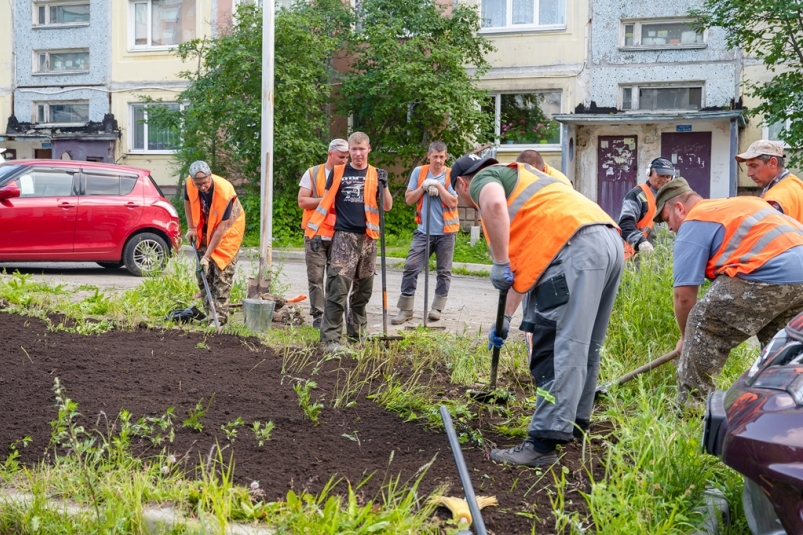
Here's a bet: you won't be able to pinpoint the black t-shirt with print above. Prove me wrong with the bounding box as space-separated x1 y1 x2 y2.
326 165 376 233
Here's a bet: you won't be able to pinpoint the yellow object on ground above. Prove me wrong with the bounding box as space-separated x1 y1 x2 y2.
428 495 498 526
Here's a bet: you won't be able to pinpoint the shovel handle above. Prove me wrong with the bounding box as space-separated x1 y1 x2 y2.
615 349 680 386
488 289 509 390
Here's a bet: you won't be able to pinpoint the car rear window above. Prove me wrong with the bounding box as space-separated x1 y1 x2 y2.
148 175 166 198
84 172 139 195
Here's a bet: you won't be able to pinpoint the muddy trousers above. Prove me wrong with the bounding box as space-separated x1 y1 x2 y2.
522 225 624 444
321 231 377 343
304 237 332 320
399 231 455 299
195 247 237 325
678 276 803 403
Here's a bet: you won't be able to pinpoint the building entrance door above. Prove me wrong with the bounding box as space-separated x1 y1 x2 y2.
661 132 712 198
597 135 638 219
34 149 52 159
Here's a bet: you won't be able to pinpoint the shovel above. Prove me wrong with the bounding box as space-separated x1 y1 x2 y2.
374 171 403 342
191 239 221 334
468 289 510 403
424 193 431 328
595 348 680 396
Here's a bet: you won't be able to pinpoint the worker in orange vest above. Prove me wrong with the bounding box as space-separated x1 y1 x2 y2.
298 139 350 329
619 157 675 260
654 178 803 410
515 149 572 187
184 161 246 326
305 132 393 351
736 139 803 222
451 154 623 468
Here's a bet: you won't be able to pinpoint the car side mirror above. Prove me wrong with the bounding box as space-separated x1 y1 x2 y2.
0 182 21 200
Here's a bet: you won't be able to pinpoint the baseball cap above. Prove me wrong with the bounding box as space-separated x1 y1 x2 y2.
328 139 349 152
735 140 785 162
189 160 211 178
649 157 675 176
653 178 693 224
449 154 499 184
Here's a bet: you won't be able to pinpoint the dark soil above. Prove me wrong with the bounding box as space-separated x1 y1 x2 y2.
0 312 605 534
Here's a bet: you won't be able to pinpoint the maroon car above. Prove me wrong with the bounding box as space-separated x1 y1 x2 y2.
0 160 181 276
704 312 803 534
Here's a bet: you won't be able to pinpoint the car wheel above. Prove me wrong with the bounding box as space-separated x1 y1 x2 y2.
123 232 168 277
97 262 124 269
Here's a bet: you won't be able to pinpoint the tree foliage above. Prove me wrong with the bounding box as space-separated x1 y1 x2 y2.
691 0 803 162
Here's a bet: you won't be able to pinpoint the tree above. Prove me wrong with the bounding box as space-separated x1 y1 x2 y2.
691 0 803 162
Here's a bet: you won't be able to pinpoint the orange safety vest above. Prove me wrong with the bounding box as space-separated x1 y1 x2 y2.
623 182 657 260
185 174 246 270
763 173 803 224
300 165 335 238
685 196 803 280
414 165 459 234
542 163 573 187
305 165 381 240
482 162 618 294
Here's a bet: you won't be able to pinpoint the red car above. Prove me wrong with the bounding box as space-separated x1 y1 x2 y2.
0 160 181 276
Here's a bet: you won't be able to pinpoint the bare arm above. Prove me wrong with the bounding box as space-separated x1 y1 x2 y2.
504 289 524 316
382 185 393 212
477 182 510 262
436 182 459 208
405 184 425 205
184 199 194 230
298 187 320 210
673 285 699 352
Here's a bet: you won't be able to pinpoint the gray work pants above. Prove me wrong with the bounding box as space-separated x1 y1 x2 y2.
304 237 332 319
399 231 456 298
521 225 624 444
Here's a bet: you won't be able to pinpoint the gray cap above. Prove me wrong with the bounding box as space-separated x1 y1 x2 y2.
653 178 693 224
189 160 211 178
649 157 675 176
328 139 349 152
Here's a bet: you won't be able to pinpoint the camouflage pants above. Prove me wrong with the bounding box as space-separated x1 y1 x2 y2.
678 276 803 403
195 247 237 325
321 231 377 343
304 236 332 320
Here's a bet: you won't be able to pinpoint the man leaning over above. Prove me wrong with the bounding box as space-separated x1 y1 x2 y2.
619 157 675 260
654 178 803 409
736 139 803 223
516 149 572 187
298 139 350 329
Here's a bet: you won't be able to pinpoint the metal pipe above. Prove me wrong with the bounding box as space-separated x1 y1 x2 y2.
257 0 275 285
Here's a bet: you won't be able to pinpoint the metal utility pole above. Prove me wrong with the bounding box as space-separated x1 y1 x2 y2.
253 0 275 297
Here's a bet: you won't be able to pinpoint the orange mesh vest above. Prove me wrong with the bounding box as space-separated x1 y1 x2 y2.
414 165 459 234
486 163 618 294
305 165 381 239
685 196 803 280
763 173 803 224
624 182 656 260
300 165 334 238
186 174 245 269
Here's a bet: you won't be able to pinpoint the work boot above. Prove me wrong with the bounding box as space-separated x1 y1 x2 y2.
312 317 322 330
428 295 447 321
490 440 558 467
391 295 414 325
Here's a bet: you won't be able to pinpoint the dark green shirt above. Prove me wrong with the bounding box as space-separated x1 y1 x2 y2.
468 165 519 205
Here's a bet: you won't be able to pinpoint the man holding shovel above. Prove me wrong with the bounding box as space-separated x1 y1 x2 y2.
392 141 459 324
305 132 393 352
184 161 246 326
452 154 623 467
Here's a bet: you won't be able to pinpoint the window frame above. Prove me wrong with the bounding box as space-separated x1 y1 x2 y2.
128 0 197 52
33 49 90 75
620 19 707 50
619 83 705 112
486 91 563 153
32 1 91 28
33 101 91 125
763 118 792 149
129 102 185 154
479 0 567 34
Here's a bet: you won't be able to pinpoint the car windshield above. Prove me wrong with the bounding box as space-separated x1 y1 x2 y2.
0 164 22 184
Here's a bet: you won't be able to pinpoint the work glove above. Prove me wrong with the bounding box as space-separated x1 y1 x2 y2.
428 186 439 196
422 178 438 189
310 236 322 253
639 241 654 256
488 314 512 350
185 228 197 244
490 260 514 291
200 256 210 277
377 169 388 188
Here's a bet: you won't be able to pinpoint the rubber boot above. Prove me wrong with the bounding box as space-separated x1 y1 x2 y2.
428 295 447 321
391 295 414 325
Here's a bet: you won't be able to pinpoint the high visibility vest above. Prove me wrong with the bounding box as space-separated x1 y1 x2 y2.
624 182 657 260
763 173 803 224
300 165 335 238
185 174 246 270
414 165 459 234
685 196 803 280
542 163 572 187
305 165 381 240
483 162 618 294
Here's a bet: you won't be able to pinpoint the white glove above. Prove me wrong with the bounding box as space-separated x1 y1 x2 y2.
639 241 654 256
422 178 438 189
427 186 439 196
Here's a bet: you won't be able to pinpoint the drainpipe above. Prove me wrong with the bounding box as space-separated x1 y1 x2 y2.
729 117 738 197
560 122 569 174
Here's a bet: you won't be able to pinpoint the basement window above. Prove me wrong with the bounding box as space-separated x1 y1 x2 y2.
622 20 705 49
620 85 703 111
33 2 90 27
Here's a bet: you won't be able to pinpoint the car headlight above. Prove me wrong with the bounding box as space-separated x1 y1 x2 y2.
153 200 179 218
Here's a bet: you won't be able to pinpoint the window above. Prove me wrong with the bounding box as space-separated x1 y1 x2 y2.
84 172 139 196
35 50 90 74
620 85 702 111
131 103 182 152
130 0 197 49
12 169 77 197
622 20 704 48
484 91 562 148
481 0 565 30
34 2 90 26
764 118 791 147
35 101 90 124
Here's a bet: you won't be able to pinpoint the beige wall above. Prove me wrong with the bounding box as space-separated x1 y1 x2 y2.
0 0 12 127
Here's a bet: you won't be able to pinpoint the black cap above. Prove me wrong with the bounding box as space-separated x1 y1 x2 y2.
649 157 675 176
450 154 499 184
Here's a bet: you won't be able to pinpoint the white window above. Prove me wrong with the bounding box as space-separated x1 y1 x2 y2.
34 50 90 74
484 91 562 149
481 0 565 31
233 0 293 11
131 103 183 153
33 2 90 27
622 20 705 49
764 118 791 148
620 84 703 111
130 0 197 49
34 101 90 124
